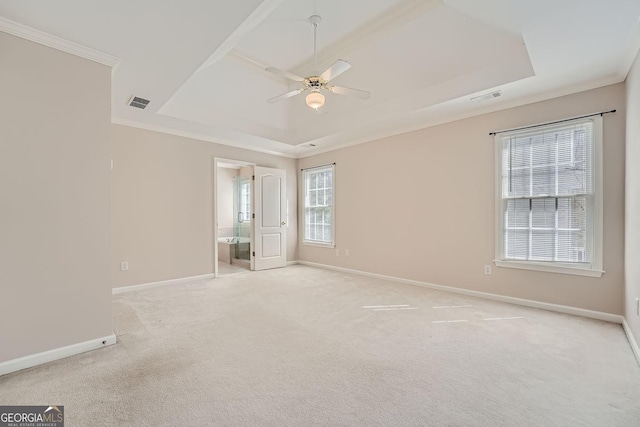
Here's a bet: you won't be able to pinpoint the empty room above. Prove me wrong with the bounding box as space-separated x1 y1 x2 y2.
1 0 640 425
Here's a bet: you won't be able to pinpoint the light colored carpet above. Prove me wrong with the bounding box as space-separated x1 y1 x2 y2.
1 265 639 426
218 261 250 276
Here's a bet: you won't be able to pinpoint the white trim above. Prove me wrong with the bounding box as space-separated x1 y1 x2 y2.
194 0 285 73
296 76 623 160
302 241 336 249
494 116 604 276
111 118 298 159
302 164 336 247
623 318 640 367
112 274 214 295
593 115 605 272
214 159 219 278
494 260 604 277
0 334 116 377
0 17 120 67
286 260 299 266
297 261 623 324
213 157 257 275
214 158 257 168
494 129 503 268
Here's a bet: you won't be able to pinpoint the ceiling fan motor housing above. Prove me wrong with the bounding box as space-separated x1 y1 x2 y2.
305 76 326 90
264 13 370 105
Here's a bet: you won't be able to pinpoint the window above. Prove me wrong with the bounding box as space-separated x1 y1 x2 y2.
303 164 335 247
495 116 603 277
238 181 250 222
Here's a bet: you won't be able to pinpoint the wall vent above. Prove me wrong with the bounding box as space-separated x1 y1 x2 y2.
471 90 501 103
128 96 150 109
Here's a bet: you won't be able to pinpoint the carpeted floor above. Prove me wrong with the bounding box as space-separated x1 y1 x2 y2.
1 265 639 426
218 261 250 276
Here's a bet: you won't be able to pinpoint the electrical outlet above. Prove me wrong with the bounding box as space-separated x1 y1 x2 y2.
484 265 492 275
636 297 639 317
345 249 349 256
335 249 340 256
121 261 129 271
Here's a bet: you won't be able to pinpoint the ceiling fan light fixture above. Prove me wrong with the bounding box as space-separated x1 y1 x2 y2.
265 14 369 108
306 90 325 109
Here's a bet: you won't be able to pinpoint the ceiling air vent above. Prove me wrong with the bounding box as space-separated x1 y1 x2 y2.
471 90 501 103
128 96 150 109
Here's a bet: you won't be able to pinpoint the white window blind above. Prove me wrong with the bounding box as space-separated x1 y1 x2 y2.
496 116 603 275
303 164 335 246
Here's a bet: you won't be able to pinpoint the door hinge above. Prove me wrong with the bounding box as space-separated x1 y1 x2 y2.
252 213 255 219
252 251 255 257
252 175 255 181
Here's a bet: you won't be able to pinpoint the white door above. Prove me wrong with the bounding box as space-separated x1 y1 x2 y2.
253 166 287 270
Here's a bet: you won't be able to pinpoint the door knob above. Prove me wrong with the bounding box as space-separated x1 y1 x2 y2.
281 221 286 226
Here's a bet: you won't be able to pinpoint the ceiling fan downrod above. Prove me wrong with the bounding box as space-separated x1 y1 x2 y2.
310 15 321 72
264 14 370 109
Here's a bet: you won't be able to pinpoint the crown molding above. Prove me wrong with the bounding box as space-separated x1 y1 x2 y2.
111 117 299 159
0 17 120 67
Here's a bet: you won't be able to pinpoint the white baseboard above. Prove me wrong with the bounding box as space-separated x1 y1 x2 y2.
297 261 624 324
286 260 299 266
0 334 116 377
112 273 214 295
622 318 640 367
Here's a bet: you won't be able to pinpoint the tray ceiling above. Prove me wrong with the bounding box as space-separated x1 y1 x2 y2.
1 0 639 157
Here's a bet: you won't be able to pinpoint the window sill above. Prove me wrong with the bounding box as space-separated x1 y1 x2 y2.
302 240 335 249
494 260 604 277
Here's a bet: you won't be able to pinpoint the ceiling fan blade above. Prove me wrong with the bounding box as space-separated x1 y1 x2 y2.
267 88 305 104
329 85 371 100
320 60 351 82
265 67 305 82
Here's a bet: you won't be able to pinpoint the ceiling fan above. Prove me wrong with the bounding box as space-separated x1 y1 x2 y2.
265 15 371 110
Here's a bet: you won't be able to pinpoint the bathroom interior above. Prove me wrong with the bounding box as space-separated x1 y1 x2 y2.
217 164 252 275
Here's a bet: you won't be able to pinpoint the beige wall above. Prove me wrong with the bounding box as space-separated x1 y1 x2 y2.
625 50 640 342
217 167 238 234
0 33 112 362
299 84 625 314
111 125 298 287
0 28 629 366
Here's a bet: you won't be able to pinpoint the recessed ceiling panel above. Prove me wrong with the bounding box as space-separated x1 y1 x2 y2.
160 53 292 132
318 4 530 104
288 3 534 141
236 0 405 71
1 0 638 155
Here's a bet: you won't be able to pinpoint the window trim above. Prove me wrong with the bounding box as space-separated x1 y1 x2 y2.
302 164 336 248
494 116 604 277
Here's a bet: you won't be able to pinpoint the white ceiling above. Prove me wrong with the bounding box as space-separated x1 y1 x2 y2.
1 0 639 158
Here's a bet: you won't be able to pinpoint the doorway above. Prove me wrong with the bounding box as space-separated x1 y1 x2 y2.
214 158 288 277
215 159 254 277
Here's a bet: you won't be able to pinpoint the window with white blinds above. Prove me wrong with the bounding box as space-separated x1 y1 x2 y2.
303 164 335 247
495 116 603 277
